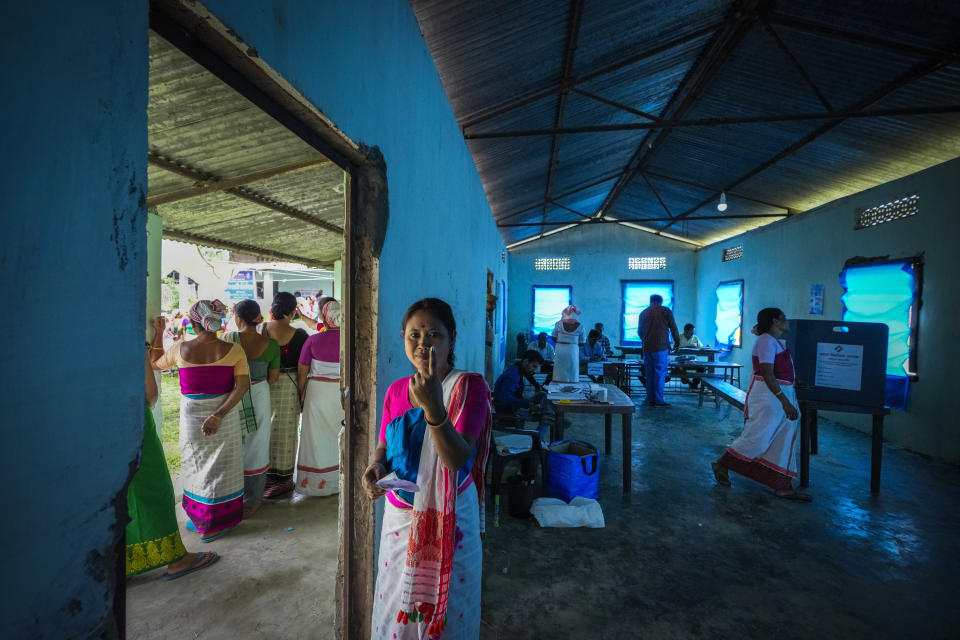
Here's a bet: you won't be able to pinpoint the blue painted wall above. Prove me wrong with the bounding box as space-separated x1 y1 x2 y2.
203 0 509 401
4 0 505 635
694 157 960 463
1 1 148 637
507 224 697 362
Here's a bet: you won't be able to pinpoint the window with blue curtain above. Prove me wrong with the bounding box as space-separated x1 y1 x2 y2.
715 280 744 348
531 285 571 338
840 259 920 409
621 281 674 346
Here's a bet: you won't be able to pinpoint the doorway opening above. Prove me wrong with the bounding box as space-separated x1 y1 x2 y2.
126 3 385 638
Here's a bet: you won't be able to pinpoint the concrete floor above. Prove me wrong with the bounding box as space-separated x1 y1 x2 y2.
481 391 960 639
126 484 339 640
128 390 960 639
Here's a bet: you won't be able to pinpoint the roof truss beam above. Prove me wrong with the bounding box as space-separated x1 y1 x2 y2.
459 23 720 131
766 12 960 60
148 151 344 235
499 213 785 227
657 38 960 233
760 18 833 111
147 158 332 207
495 172 621 223
463 103 960 138
539 0 586 238
593 0 764 217
162 228 333 268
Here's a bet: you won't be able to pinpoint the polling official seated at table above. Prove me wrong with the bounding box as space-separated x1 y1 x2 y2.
594 323 614 357
678 323 704 348
533 332 555 385
678 323 705 389
581 329 606 383
494 350 546 416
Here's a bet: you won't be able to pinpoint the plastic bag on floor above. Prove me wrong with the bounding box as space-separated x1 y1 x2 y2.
530 497 605 528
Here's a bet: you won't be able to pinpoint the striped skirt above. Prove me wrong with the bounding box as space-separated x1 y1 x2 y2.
180 394 243 536
243 380 272 509
268 372 301 477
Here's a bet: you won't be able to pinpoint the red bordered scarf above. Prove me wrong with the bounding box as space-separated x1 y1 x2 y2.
397 371 492 636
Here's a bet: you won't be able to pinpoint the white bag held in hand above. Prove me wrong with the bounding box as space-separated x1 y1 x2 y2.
530 497 605 528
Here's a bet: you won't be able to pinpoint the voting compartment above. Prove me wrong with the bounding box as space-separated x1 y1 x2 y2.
787 320 888 409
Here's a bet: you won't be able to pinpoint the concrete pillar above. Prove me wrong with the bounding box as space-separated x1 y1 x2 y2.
146 212 164 431
262 271 274 312
333 258 343 299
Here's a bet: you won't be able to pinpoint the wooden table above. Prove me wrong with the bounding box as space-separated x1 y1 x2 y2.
549 384 635 493
670 361 742 387
676 347 721 362
798 400 891 493
603 359 640 393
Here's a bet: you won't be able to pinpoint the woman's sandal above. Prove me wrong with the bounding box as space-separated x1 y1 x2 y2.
163 551 219 580
711 461 732 487
774 489 813 502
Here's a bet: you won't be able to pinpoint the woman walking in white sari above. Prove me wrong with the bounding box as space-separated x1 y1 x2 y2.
363 298 492 639
295 299 343 496
711 307 811 502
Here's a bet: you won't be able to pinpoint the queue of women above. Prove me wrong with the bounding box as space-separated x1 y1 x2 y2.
125 292 344 582
126 293 803 637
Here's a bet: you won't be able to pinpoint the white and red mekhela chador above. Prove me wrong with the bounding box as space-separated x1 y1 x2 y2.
371 371 491 639
294 328 343 496
154 342 248 536
721 333 798 491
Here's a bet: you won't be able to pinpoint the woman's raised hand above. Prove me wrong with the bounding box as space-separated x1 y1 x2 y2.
153 316 166 333
361 462 387 500
409 347 445 424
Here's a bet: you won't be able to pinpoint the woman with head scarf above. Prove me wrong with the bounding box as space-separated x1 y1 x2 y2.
150 300 250 542
294 299 344 496
711 307 811 501
551 305 585 383
225 299 281 517
258 292 310 497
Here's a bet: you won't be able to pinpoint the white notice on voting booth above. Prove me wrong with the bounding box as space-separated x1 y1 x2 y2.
815 342 864 391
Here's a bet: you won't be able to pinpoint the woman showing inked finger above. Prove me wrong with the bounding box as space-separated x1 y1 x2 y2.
363 298 492 639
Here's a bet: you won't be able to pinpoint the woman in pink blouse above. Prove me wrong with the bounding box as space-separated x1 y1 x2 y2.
294 299 343 496
363 298 491 639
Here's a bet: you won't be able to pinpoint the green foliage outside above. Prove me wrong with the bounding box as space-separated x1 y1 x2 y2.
160 371 181 473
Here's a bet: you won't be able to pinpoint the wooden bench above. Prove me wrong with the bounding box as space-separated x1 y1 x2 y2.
699 376 746 410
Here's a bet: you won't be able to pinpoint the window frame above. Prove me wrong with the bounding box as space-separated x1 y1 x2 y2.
714 279 744 349
530 284 572 340
620 279 676 347
840 255 923 381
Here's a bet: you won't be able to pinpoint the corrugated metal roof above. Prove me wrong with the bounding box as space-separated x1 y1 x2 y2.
148 31 344 267
411 0 960 248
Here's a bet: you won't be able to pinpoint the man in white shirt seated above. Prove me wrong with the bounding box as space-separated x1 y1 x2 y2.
678 323 704 348
533 332 555 385
678 323 705 388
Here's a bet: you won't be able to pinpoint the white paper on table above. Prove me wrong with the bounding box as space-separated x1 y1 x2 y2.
376 471 420 492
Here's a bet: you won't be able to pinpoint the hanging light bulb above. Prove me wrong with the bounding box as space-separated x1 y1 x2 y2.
717 191 728 212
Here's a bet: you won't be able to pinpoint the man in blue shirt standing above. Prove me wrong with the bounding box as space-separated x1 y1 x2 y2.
637 294 680 407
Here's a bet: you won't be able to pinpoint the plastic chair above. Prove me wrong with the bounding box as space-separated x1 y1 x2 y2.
488 412 545 506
